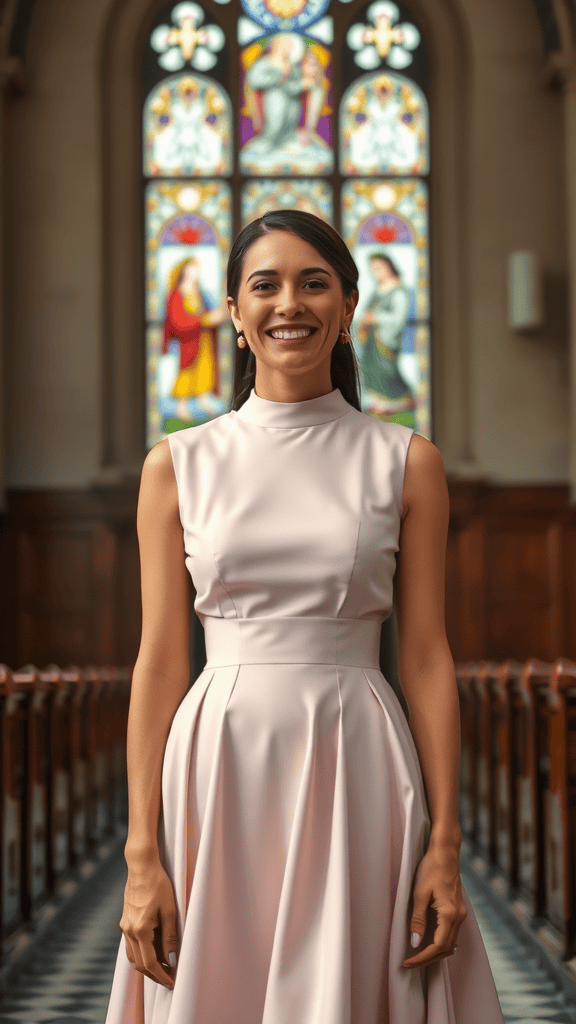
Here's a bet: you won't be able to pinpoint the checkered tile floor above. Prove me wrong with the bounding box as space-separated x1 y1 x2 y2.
1 853 575 1023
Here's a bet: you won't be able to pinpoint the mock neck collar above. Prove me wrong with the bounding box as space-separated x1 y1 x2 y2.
235 387 353 428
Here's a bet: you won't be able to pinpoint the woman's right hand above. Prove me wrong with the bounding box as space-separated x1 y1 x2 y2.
120 856 179 989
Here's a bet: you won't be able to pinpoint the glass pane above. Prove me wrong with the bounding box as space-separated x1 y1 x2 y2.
239 0 332 33
148 3 226 74
342 178 430 435
343 2 427 88
340 71 428 176
241 179 333 224
239 33 334 175
143 73 232 177
145 180 233 443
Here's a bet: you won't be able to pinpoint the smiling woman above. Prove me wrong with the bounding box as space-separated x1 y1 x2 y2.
105 211 505 1024
227 230 358 402
225 209 363 408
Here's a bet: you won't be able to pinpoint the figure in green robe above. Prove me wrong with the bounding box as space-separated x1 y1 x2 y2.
359 253 415 411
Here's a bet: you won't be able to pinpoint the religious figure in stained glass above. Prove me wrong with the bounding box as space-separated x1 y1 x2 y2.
340 72 427 175
357 253 415 414
240 33 333 175
145 182 232 440
346 1 420 71
144 75 232 176
342 179 429 432
161 257 227 422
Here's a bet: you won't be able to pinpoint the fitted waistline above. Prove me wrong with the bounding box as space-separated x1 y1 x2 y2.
203 616 382 668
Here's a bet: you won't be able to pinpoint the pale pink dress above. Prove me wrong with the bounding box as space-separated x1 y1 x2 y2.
105 386 505 1024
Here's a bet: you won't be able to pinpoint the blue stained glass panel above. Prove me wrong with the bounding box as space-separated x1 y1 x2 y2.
342 178 430 435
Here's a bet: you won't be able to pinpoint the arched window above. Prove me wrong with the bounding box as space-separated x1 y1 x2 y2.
143 0 429 444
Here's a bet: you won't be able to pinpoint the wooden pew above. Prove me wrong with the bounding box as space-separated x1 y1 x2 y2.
0 663 131 952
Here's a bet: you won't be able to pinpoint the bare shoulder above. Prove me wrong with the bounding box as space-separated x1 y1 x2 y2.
137 437 179 527
401 431 448 522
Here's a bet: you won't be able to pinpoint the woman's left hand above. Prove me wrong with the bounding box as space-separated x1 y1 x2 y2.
401 844 467 969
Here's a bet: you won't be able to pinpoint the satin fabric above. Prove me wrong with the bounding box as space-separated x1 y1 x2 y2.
105 386 505 1024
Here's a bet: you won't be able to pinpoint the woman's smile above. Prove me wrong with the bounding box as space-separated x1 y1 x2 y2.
267 325 317 343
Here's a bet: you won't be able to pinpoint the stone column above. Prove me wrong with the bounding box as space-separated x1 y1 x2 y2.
0 50 26 511
550 0 576 501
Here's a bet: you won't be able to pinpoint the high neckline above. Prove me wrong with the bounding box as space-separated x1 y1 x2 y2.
235 387 353 428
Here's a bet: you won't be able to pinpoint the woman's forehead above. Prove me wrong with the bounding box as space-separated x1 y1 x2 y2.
241 231 332 277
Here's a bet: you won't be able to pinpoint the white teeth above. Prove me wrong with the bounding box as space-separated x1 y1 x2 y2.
270 328 314 339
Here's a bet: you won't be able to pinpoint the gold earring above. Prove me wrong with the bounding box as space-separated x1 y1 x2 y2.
237 330 246 348
339 328 351 344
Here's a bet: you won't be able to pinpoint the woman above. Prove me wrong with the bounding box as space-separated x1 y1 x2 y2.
106 211 504 1023
162 257 224 421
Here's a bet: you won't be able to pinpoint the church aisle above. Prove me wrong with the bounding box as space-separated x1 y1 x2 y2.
0 852 575 1024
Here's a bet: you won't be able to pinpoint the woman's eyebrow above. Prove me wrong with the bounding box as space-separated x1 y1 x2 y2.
246 267 332 283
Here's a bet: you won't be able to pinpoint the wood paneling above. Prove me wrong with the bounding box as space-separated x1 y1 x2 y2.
446 481 574 663
1 479 575 672
0 487 141 669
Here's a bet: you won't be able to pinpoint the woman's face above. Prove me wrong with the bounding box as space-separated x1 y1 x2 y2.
227 231 357 388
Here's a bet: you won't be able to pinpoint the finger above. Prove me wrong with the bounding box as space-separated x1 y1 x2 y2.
141 942 175 988
124 936 136 965
403 916 456 968
160 912 179 975
128 938 162 983
402 942 457 968
139 932 175 988
127 927 173 988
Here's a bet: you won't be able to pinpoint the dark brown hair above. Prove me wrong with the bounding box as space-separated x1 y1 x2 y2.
226 210 362 411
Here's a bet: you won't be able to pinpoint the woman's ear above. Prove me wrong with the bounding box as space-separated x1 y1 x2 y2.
227 296 241 334
345 289 359 330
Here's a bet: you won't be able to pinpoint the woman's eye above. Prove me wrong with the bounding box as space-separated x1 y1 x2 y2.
251 279 327 292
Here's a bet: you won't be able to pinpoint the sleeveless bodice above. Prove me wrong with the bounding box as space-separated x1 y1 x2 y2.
167 386 413 626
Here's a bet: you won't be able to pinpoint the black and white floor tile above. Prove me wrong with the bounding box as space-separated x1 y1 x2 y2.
1 853 575 1024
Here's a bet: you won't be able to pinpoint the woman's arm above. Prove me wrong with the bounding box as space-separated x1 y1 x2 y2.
395 433 462 849
124 437 192 864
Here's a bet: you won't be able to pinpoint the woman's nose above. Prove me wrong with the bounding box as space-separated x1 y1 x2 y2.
275 286 305 316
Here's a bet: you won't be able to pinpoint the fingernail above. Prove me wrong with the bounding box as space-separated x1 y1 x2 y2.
411 932 421 948
168 951 177 969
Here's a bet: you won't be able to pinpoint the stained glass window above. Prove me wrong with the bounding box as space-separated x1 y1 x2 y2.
143 0 430 438
145 180 232 444
242 179 333 224
340 72 428 176
342 178 429 432
144 75 232 177
239 31 334 176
